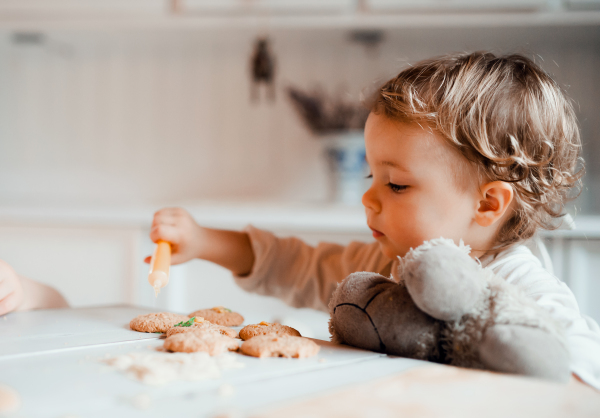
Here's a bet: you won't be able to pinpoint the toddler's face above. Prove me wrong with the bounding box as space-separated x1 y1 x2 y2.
362 113 480 259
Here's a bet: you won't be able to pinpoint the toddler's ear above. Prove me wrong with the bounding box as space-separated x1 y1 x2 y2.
475 181 513 227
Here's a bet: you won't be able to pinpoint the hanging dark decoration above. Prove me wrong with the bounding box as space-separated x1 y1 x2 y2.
250 37 276 102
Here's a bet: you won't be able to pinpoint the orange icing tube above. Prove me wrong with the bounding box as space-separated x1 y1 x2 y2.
148 240 171 297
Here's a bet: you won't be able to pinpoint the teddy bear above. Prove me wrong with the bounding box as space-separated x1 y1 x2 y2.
328 238 571 382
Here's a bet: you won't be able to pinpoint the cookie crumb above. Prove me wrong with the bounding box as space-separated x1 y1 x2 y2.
103 352 244 385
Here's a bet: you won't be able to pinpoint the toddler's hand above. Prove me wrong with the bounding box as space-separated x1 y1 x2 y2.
147 207 205 265
0 260 24 315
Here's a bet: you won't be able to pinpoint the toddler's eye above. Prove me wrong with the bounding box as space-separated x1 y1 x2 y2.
365 174 373 179
387 182 408 193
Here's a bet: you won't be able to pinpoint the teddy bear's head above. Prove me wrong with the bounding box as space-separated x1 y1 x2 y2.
328 271 442 361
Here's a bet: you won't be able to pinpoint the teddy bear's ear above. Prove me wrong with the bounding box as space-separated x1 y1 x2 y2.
397 237 471 280
328 272 395 313
328 272 395 351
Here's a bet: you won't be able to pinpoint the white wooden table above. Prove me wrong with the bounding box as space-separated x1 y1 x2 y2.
1 306 599 418
0 306 422 417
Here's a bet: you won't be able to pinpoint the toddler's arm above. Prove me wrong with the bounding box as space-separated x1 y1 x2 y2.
0 260 68 315
149 208 391 312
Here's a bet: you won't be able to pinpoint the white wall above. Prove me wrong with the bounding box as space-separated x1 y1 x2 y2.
0 25 599 211
0 225 141 307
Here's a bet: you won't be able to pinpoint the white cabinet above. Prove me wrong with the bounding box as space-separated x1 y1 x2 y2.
0 225 143 308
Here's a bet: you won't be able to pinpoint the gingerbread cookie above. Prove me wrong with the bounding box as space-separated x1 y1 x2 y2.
166 317 237 339
164 331 239 355
129 312 189 333
238 321 301 341
241 335 320 358
188 306 244 327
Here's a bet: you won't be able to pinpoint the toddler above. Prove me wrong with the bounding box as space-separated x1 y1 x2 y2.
149 52 600 389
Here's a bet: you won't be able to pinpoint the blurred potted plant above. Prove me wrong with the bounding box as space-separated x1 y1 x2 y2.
287 86 369 205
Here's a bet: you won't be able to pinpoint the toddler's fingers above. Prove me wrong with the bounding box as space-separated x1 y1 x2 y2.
149 224 181 244
152 207 189 226
0 293 18 316
169 253 190 266
152 212 177 228
158 207 189 218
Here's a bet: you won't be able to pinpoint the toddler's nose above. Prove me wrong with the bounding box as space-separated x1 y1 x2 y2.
362 186 381 214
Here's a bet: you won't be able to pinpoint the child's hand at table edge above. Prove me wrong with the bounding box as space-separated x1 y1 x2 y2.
0 260 68 315
146 207 255 276
0 260 24 315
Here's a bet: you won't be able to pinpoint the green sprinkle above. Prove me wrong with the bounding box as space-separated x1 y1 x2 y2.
223 308 232 312
154 332 163 334
174 317 195 327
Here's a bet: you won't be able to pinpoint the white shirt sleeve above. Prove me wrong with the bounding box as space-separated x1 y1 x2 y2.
483 245 600 390
233 225 392 312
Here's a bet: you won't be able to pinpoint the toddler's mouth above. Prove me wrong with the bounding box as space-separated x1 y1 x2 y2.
370 228 384 238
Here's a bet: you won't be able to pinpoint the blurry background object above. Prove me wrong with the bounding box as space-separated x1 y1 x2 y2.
250 37 276 102
287 85 369 204
348 29 385 57
287 86 368 134
322 132 368 205
0 0 600 338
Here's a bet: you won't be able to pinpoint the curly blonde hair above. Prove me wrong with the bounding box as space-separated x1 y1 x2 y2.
371 52 584 250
